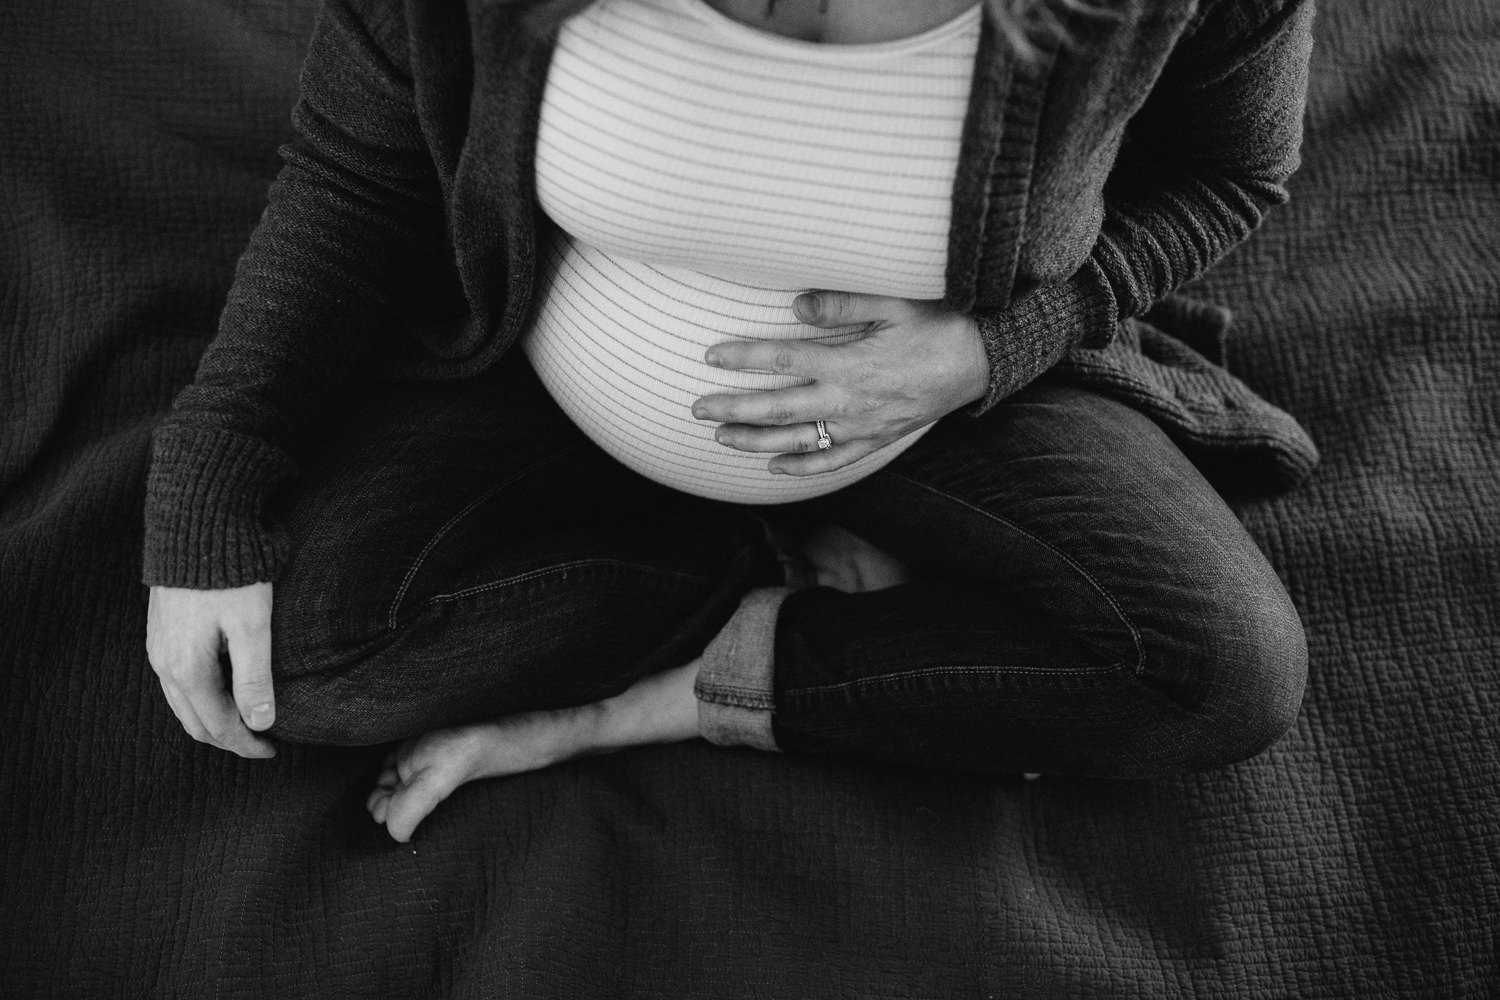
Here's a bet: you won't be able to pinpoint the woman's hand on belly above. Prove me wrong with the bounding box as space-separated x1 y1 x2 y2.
691 292 989 475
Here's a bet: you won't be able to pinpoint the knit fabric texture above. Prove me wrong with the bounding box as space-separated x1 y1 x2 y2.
141 0 1319 589
6 0 1500 995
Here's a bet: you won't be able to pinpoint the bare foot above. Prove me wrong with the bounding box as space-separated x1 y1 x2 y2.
795 521 912 593
366 661 701 842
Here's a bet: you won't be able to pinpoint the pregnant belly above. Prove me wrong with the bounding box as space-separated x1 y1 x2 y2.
521 238 932 504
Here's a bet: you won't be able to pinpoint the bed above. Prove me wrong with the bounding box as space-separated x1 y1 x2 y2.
2 0 1496 994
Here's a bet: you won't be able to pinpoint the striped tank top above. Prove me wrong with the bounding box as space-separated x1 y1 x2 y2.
524 0 981 503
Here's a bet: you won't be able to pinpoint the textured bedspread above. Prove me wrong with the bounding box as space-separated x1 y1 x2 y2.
2 0 1496 996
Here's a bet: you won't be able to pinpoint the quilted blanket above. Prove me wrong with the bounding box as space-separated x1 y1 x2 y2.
2 0 1496 995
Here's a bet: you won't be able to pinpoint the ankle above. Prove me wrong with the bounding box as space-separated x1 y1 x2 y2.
550 699 614 761
597 662 701 750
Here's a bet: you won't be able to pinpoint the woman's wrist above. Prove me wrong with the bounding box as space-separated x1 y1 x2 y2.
966 259 1118 415
143 424 295 589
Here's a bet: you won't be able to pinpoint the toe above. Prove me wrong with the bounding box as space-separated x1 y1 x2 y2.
370 793 390 825
395 740 421 784
385 765 457 843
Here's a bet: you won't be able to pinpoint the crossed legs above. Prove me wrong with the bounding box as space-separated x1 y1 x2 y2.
270 364 1306 840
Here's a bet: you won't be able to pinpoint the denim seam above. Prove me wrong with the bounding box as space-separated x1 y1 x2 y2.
695 683 776 711
423 557 706 606
887 468 1148 676
387 443 586 629
693 587 787 752
782 661 1135 700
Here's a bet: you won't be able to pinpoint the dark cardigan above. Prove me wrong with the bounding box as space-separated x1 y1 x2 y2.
143 0 1320 589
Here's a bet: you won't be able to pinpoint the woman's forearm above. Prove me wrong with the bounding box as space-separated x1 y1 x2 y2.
967 0 1315 415
144 0 441 588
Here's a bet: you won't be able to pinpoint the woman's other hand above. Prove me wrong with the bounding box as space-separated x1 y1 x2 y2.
692 292 989 475
146 582 277 759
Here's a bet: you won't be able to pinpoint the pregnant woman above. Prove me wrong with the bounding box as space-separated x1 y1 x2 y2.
144 0 1315 842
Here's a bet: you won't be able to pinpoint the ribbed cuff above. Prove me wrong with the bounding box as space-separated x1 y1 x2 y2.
142 425 295 589
967 258 1118 416
694 586 791 753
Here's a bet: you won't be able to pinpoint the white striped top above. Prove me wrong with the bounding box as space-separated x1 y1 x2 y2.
523 0 981 503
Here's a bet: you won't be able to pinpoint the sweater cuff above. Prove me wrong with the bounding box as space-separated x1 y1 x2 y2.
693 586 791 753
966 257 1119 416
142 426 295 589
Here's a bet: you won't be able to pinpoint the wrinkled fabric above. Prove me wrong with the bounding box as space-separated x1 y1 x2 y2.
2 0 1498 996
142 0 1319 590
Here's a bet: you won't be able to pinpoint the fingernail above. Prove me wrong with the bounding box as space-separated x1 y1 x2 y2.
692 404 707 419
249 703 274 729
794 294 820 322
704 351 722 367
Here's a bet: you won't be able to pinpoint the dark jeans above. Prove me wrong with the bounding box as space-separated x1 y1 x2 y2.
268 354 1306 778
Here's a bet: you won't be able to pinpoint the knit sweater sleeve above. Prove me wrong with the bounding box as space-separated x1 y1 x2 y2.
143 0 441 588
967 0 1315 414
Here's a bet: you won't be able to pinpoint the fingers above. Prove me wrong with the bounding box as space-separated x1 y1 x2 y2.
178 658 277 759
226 600 275 733
146 583 277 760
693 382 887 470
704 338 840 383
158 678 211 744
155 646 274 759
693 383 828 427
767 435 884 476
712 418 834 455
793 289 911 329
696 292 960 477
693 376 907 473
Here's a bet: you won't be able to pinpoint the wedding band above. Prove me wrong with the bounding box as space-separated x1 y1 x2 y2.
814 419 833 451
